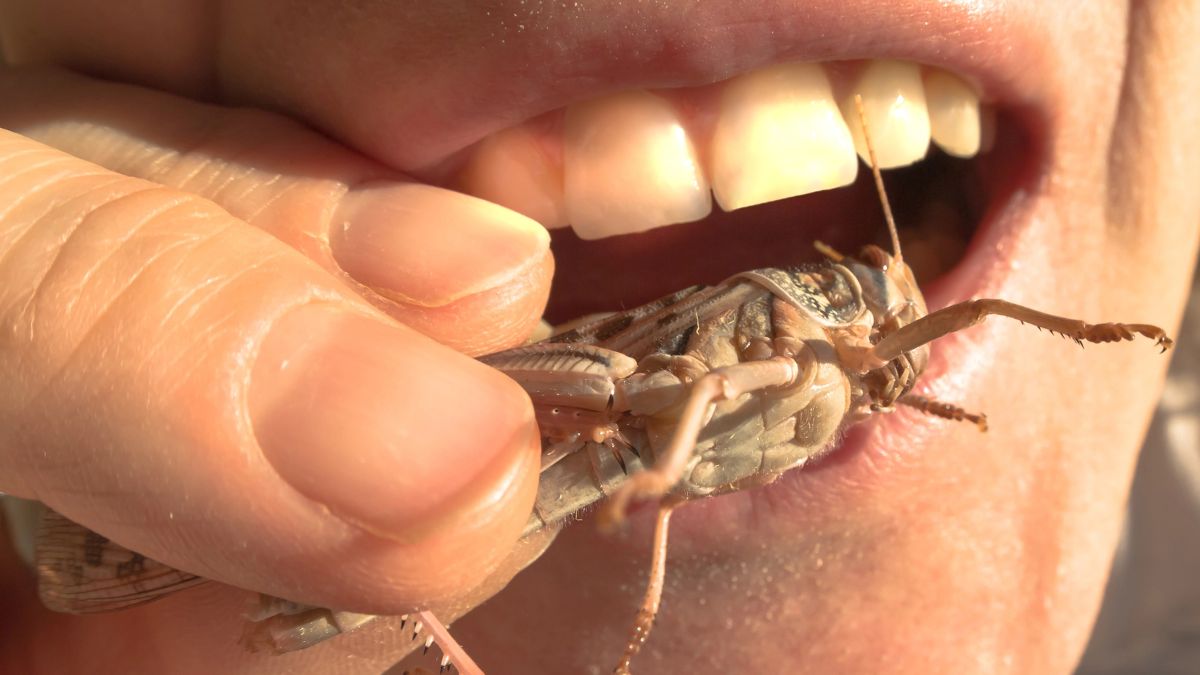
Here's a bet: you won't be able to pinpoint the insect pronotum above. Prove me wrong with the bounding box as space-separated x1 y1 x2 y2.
14 95 1173 674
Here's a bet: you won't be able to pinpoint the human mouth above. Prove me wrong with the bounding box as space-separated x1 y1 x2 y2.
384 2 1057 555
412 46 1042 548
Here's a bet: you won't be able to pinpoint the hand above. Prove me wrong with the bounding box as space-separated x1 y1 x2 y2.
0 66 550 673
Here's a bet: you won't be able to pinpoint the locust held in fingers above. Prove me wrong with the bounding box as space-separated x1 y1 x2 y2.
9 95 1173 675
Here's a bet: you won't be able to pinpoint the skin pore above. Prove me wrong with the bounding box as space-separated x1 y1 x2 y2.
1 1 1199 673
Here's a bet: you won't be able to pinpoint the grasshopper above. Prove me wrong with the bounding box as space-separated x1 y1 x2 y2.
13 96 1173 674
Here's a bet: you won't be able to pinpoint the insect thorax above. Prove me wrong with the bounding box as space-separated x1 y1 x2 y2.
730 264 867 328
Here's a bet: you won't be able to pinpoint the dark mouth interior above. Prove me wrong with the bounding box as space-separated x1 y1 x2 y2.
544 109 1028 324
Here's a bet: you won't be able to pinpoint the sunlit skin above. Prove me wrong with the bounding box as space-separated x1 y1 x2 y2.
1 2 1198 673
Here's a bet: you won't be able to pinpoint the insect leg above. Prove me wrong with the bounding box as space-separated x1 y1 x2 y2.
479 342 639 412
242 606 379 653
413 609 484 675
598 356 802 529
898 393 988 431
860 298 1173 369
614 497 682 675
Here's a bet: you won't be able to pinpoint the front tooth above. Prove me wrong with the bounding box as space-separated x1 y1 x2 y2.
841 60 931 168
564 91 711 239
458 125 568 228
710 63 858 211
924 70 981 157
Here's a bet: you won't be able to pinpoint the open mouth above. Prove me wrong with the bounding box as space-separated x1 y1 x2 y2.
412 1 1080 659
414 49 1044 543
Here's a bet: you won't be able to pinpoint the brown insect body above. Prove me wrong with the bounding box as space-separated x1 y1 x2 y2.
533 260 894 501
511 245 939 516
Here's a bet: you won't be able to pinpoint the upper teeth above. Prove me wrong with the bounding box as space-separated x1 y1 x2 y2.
923 69 982 158
841 60 932 169
455 59 983 240
710 62 858 212
563 90 712 240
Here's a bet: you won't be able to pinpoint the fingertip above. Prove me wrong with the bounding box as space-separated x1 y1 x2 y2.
380 418 543 606
330 184 553 351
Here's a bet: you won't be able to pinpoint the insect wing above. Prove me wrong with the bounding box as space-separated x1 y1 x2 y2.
549 283 770 360
36 508 206 613
545 285 707 349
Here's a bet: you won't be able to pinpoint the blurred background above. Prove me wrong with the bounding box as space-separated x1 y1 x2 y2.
1079 270 1200 675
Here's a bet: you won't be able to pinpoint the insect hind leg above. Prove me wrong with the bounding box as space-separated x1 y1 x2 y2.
613 497 682 675
597 356 802 531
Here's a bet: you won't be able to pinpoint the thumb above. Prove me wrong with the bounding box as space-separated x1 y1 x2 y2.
0 128 540 612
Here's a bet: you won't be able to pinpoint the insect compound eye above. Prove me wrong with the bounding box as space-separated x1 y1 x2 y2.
858 244 891 270
848 262 892 314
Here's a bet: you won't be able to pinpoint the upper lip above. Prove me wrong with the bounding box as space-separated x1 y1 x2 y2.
399 0 1051 173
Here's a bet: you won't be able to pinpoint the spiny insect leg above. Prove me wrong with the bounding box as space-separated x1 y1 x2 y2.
899 393 988 432
614 498 682 675
869 298 1173 364
415 610 483 675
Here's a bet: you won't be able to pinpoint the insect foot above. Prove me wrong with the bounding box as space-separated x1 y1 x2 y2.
1074 321 1173 351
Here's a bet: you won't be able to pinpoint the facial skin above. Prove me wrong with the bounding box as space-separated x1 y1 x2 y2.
1 1 1198 674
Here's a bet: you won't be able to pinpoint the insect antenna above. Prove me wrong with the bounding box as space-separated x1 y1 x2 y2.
853 94 904 263
813 240 845 262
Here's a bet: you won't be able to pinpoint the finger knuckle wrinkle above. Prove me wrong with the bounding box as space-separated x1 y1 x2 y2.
0 183 217 357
